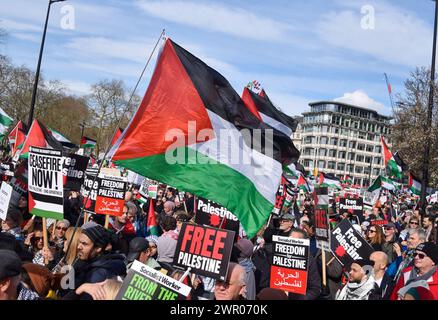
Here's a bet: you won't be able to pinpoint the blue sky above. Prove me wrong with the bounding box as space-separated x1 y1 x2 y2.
1 0 436 117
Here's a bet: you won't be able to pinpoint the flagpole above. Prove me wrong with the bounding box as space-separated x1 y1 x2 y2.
421 0 438 212
64 29 166 260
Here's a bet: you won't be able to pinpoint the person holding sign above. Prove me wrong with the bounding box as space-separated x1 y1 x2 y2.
69 225 126 300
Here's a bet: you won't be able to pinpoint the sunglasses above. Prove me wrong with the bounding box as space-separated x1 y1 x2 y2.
56 226 68 231
368 230 376 233
414 252 426 259
410 222 419 225
33 237 43 241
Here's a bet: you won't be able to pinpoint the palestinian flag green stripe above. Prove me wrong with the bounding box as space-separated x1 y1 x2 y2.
114 147 273 237
30 207 63 220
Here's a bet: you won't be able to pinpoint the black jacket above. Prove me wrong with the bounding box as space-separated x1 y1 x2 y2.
288 255 321 300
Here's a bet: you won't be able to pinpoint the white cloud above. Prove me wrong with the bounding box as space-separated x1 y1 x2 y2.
63 80 91 96
11 32 40 43
0 19 41 32
334 90 385 111
316 1 432 67
136 0 291 41
65 36 156 63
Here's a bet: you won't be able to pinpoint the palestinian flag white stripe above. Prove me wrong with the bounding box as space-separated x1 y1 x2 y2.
0 108 13 136
190 110 282 204
51 129 71 143
324 177 342 190
260 113 293 137
409 174 422 196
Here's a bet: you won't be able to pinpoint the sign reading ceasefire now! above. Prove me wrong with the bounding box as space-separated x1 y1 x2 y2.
173 224 235 280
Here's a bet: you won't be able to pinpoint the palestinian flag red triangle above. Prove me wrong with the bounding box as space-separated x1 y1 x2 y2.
111 38 289 237
19 119 63 158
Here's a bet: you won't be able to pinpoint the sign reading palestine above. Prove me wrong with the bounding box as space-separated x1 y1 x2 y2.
173 224 235 280
195 197 239 239
95 174 127 216
339 197 364 222
270 235 310 295
314 185 330 250
115 260 191 300
330 219 374 266
28 147 63 220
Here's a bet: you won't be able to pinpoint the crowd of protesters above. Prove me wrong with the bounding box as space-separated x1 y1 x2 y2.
1 170 438 301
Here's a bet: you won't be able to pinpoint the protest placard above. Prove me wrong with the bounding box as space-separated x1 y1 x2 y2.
339 197 364 222
80 168 100 213
195 197 239 238
115 260 191 300
330 219 374 266
28 147 63 220
0 182 13 220
148 185 158 199
62 154 89 191
173 224 235 280
95 174 127 216
315 207 330 250
270 235 310 295
272 183 285 216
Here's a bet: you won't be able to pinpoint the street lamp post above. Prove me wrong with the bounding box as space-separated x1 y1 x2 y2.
27 0 66 128
421 0 438 212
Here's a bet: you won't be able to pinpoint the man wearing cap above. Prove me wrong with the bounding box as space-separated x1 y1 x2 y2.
390 242 438 300
263 213 295 244
72 225 126 299
126 237 161 271
382 222 399 264
0 250 39 300
335 259 375 300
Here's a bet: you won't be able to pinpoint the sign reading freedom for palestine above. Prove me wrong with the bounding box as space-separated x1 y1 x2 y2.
28 147 63 220
173 224 235 280
116 260 191 300
94 174 127 216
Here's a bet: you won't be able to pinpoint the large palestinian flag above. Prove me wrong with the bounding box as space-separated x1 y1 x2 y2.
381 136 402 179
242 87 298 137
19 120 63 158
111 39 295 237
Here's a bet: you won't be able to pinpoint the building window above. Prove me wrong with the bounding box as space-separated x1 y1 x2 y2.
321 125 329 133
356 155 364 162
337 163 345 171
319 148 327 157
330 137 338 146
348 152 355 160
364 166 371 175
304 136 315 144
355 166 364 174
340 139 348 147
329 149 337 158
338 151 346 159
320 136 328 144
349 141 356 149
328 161 336 170
374 157 382 165
373 168 380 176
318 160 326 169
365 156 372 164
347 164 354 173
374 146 382 153
303 148 314 156
357 143 365 151
358 131 366 139
366 145 374 153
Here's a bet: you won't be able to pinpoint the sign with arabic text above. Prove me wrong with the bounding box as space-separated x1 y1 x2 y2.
270 235 310 295
94 174 127 216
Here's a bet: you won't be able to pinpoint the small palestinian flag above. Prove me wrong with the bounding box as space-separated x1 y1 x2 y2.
8 120 26 155
342 175 353 186
81 136 97 149
147 199 159 236
111 38 295 237
368 175 396 193
409 173 422 196
313 184 329 208
19 119 63 158
381 136 402 179
297 174 310 192
242 86 298 138
318 172 342 190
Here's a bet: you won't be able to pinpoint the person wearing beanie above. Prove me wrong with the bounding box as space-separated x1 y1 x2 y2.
336 259 375 300
403 286 435 300
70 225 126 300
233 239 256 300
390 242 438 300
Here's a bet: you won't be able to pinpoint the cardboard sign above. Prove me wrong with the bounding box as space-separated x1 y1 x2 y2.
28 147 64 220
148 185 158 199
315 207 330 242
0 182 13 220
195 197 239 238
340 197 364 223
371 220 388 226
330 219 374 266
9 176 27 207
95 174 127 216
270 235 310 295
173 224 235 280
62 154 89 191
80 168 100 213
116 260 191 300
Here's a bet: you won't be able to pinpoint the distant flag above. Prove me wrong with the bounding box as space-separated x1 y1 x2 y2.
0 108 13 140
81 136 97 149
297 174 311 192
318 172 342 190
408 173 422 196
368 175 396 194
49 128 71 144
19 119 63 158
381 136 402 179
147 199 159 236
393 151 409 172
8 120 26 155
342 174 353 186
110 127 124 147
